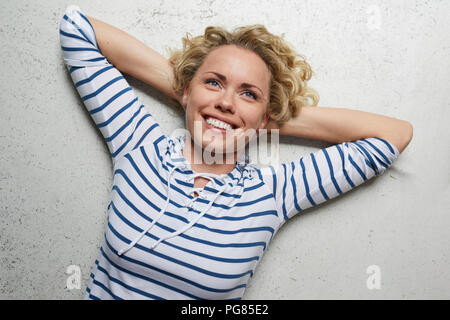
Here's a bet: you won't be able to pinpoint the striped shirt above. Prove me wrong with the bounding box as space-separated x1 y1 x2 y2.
59 6 400 300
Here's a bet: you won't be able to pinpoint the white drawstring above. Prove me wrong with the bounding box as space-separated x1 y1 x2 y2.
184 173 220 205
118 166 227 256
118 165 178 256
148 180 226 250
185 188 204 208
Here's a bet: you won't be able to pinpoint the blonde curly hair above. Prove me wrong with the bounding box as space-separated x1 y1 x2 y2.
169 24 319 126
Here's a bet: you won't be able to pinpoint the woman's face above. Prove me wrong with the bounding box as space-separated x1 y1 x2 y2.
181 44 271 157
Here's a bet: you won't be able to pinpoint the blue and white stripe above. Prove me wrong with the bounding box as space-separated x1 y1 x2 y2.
258 138 399 222
60 6 400 300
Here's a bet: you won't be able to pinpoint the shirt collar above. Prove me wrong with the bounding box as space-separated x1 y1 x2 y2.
165 134 251 183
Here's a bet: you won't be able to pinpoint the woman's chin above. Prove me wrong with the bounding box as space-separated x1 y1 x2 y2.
200 141 237 155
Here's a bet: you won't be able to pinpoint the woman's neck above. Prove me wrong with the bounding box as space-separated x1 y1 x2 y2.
182 137 239 175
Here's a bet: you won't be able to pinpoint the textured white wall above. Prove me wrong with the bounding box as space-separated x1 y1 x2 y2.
0 0 449 299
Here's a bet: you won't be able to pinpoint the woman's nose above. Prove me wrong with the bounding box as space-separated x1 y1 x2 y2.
215 90 235 114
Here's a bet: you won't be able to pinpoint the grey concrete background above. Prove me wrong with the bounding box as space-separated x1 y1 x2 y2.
0 0 449 299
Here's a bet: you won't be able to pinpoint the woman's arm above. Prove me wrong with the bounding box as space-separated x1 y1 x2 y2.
60 7 167 162
267 106 413 154
86 16 180 103
85 16 413 153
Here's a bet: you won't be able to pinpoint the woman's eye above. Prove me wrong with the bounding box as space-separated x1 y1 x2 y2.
206 79 220 87
206 79 257 100
244 91 257 100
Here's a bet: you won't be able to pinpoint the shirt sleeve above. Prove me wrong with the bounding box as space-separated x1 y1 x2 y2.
259 137 400 225
59 6 166 164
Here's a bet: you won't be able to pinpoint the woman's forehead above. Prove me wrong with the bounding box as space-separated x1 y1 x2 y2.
198 45 271 91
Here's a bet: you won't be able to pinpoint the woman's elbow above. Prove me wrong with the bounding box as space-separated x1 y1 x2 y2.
394 121 414 154
377 120 413 154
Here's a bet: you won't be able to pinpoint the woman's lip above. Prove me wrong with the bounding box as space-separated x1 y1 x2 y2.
203 114 238 129
202 115 230 133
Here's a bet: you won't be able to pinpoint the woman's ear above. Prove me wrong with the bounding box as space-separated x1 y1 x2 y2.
259 112 270 130
181 85 190 110
257 113 270 137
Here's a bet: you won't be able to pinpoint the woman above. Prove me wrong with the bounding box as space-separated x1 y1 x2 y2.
59 5 413 300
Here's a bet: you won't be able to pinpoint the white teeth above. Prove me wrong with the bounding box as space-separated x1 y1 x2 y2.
205 117 233 131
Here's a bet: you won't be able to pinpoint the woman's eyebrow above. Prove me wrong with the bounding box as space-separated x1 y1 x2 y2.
205 71 264 95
